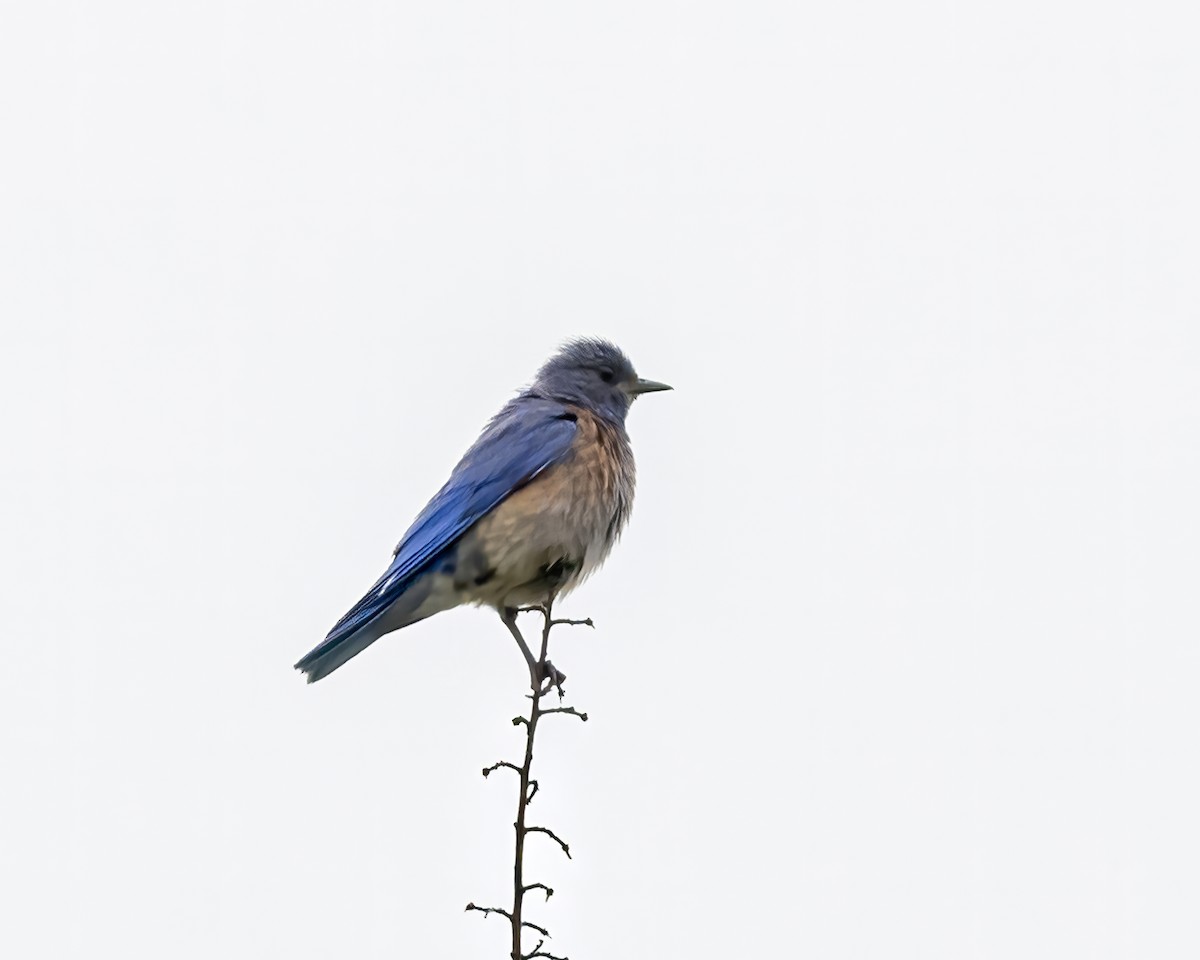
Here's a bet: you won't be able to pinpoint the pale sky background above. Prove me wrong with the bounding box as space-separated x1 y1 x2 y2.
2 2 1198 958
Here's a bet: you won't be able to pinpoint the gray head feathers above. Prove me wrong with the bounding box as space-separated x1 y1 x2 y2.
531 338 640 422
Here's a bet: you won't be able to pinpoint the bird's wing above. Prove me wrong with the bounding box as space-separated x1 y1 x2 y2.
319 397 578 645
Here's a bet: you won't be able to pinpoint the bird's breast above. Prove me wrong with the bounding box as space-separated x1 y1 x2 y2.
564 407 636 576
460 407 635 602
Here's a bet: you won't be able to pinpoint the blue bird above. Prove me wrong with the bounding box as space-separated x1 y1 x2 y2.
294 339 671 683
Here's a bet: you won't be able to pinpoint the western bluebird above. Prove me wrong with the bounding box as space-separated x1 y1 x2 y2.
294 339 671 683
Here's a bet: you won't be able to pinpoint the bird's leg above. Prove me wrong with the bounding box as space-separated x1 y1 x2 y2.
535 599 565 698
500 607 540 689
516 600 579 697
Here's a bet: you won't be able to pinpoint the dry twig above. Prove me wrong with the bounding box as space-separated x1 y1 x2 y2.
467 603 592 960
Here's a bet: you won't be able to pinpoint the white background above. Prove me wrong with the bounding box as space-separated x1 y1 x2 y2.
2 2 1197 958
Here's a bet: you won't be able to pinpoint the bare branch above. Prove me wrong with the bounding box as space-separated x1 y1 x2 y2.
517 606 593 630
526 826 572 859
465 902 512 922
470 600 590 960
523 882 554 900
541 706 588 721
465 905 550 938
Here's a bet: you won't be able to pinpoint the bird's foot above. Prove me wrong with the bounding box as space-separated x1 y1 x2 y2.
537 659 567 700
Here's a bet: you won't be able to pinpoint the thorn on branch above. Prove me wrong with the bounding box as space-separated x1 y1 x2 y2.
482 761 521 778
526 780 539 804
523 882 554 900
541 706 588 721
526 826 572 859
512 716 529 727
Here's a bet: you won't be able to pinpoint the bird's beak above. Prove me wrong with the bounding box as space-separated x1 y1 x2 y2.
625 377 673 396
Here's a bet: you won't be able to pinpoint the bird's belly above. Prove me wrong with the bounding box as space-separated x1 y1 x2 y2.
456 460 621 608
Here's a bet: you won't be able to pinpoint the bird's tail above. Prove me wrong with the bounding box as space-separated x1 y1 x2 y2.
296 552 463 676
294 566 443 682
293 621 388 683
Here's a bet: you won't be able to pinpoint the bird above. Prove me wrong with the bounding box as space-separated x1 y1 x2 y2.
294 338 671 684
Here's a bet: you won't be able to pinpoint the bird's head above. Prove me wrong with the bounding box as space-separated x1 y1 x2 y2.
533 338 672 422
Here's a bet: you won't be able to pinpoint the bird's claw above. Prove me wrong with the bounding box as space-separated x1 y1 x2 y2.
538 659 567 699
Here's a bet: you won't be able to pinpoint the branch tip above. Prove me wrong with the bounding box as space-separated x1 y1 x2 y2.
524 882 554 900
526 825 572 859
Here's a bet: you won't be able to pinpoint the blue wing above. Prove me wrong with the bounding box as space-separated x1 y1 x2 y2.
299 397 578 667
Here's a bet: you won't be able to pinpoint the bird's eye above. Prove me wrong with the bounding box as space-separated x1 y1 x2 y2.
599 369 615 383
